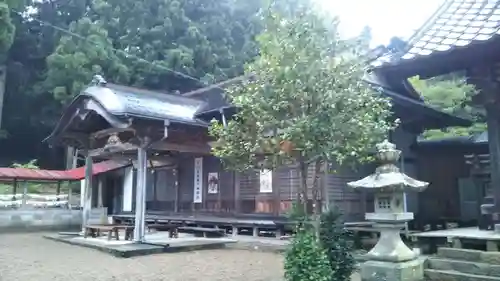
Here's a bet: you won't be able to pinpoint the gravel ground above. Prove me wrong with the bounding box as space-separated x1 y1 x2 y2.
0 233 284 281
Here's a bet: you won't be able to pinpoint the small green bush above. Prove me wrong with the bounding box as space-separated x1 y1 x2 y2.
284 227 332 281
319 208 356 281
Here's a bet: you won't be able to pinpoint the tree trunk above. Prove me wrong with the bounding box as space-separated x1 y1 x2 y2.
310 160 322 217
298 159 309 215
309 160 323 239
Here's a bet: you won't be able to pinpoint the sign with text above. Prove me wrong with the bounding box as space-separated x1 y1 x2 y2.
193 157 203 203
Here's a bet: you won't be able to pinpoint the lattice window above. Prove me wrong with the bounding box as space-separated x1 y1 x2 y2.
378 197 391 209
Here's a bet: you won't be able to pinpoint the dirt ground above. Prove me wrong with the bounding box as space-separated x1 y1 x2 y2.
0 233 284 281
0 233 361 281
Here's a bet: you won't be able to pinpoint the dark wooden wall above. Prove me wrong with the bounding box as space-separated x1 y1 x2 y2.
414 144 485 222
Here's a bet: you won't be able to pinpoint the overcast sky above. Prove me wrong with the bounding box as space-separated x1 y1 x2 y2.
316 0 445 46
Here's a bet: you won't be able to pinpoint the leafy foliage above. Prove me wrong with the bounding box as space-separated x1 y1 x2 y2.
284 227 332 281
319 207 356 281
210 4 393 170
11 159 39 169
210 2 394 212
409 75 485 139
43 0 263 104
0 1 15 63
0 0 274 167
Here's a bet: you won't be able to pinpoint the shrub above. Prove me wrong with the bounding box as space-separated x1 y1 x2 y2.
284 227 332 281
319 207 356 281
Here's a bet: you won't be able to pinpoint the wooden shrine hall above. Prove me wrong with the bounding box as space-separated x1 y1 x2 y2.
44 72 469 242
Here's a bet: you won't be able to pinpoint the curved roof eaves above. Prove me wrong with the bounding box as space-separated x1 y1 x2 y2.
82 84 209 126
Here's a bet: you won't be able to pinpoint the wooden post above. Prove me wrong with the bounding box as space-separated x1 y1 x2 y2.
470 67 500 215
12 179 17 202
174 167 179 213
56 181 61 201
486 105 500 214
97 178 103 208
133 146 148 243
68 181 72 209
21 181 28 208
273 169 280 216
217 171 222 212
82 154 93 234
152 170 158 208
234 171 241 214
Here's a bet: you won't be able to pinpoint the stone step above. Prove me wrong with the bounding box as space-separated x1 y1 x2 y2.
438 247 500 264
427 257 500 277
425 269 500 281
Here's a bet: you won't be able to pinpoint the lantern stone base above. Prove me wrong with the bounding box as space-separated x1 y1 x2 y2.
360 258 425 281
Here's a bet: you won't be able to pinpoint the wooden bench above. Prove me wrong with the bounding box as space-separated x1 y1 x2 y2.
84 224 134 241
178 226 226 238
148 223 179 238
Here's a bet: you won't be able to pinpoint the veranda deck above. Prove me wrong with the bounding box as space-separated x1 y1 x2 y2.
410 227 500 253
112 212 375 240
112 212 292 238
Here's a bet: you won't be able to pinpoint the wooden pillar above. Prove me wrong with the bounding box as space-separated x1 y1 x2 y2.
12 179 17 201
234 171 241 214
485 105 500 213
82 154 93 233
134 146 148 242
152 170 158 208
56 181 61 201
21 181 28 208
97 178 103 207
273 169 280 216
174 167 179 213
217 171 222 212
471 66 500 214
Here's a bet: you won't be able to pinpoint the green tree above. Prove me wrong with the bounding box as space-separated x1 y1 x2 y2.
0 0 15 62
43 0 263 105
1 0 268 168
0 0 87 168
209 3 394 216
409 76 485 139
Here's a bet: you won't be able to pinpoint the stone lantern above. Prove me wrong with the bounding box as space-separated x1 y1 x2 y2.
347 140 429 281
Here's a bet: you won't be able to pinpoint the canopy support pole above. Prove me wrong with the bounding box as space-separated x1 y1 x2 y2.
133 146 148 243
82 155 93 234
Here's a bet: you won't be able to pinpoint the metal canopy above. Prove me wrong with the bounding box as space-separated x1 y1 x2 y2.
0 160 129 181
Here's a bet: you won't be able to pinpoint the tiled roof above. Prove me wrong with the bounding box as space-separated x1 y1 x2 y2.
372 0 500 68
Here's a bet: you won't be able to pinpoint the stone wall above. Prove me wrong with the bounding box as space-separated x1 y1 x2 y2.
0 208 88 232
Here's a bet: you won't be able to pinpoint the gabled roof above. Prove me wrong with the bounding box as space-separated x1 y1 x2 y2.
372 0 500 78
45 83 210 146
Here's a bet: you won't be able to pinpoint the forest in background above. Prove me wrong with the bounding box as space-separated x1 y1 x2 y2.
0 0 484 169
